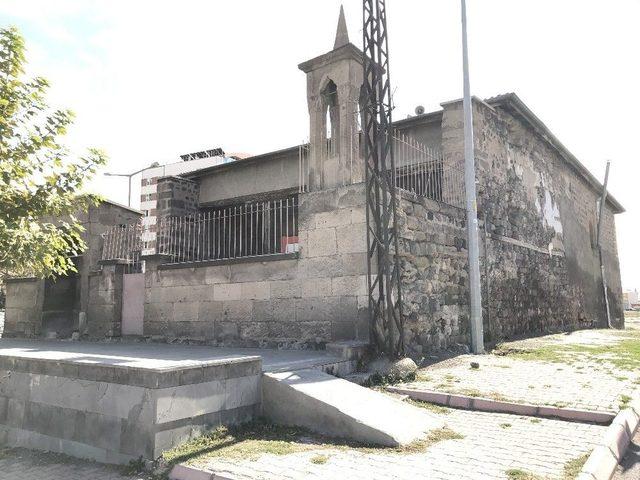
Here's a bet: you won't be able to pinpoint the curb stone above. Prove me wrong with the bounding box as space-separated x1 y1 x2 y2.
386 386 615 424
577 399 640 480
169 463 234 480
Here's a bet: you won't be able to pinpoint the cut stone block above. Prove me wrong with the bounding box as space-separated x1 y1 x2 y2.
262 368 444 447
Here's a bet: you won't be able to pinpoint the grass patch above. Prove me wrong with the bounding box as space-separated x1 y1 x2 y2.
505 468 545 480
458 388 482 397
121 456 146 476
161 419 463 469
495 335 640 371
619 394 632 409
499 423 512 429
530 418 541 424
406 398 451 415
563 452 590 479
310 454 329 464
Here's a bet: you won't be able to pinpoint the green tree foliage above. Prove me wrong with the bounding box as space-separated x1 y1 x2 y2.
0 26 106 280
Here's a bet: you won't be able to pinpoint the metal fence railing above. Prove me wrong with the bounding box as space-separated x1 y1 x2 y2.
101 222 144 273
297 128 465 209
156 196 299 264
391 130 465 209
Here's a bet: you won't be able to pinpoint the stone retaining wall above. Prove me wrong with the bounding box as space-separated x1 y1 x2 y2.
0 354 261 463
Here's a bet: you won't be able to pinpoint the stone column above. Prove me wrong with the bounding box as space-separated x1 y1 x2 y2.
87 260 127 338
140 253 172 337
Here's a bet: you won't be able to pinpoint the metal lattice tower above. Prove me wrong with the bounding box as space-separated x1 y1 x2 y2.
362 0 404 357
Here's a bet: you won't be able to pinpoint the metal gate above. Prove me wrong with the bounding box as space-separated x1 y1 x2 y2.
122 272 144 335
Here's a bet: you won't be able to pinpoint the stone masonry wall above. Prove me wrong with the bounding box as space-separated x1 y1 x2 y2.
3 278 45 338
440 98 624 341
482 236 590 341
156 176 199 218
142 184 369 348
397 193 470 355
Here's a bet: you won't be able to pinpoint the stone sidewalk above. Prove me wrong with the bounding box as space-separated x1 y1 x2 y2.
190 408 605 480
405 318 640 413
0 448 145 480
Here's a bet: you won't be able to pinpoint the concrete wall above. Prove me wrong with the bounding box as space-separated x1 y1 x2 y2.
143 184 369 348
197 148 299 206
394 113 443 153
0 355 261 463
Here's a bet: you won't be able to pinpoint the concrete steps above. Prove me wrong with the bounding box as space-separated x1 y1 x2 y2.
262 368 445 447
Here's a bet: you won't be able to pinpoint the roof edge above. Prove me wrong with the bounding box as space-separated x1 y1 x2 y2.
485 93 624 214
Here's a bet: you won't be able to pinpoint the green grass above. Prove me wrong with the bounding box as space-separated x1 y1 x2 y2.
495 334 640 371
530 418 541 424
310 454 329 464
161 419 463 469
505 469 545 480
415 372 433 382
563 453 590 479
619 394 632 409
499 423 512 429
406 398 451 415
505 452 590 480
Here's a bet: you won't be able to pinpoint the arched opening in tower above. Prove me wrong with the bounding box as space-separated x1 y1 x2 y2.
321 79 339 156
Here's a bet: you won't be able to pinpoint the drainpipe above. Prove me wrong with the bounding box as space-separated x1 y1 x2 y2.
596 160 612 329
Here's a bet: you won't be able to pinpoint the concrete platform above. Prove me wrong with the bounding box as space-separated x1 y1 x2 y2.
0 339 352 374
0 339 354 465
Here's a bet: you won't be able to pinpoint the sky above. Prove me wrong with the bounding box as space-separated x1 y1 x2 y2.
1 0 639 290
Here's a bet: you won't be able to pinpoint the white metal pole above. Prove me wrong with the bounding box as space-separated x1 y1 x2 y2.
596 160 612 328
461 0 484 354
127 175 132 207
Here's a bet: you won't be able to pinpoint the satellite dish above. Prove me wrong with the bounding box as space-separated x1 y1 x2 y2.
415 105 425 115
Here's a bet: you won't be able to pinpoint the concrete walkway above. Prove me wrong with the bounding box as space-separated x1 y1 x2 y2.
404 319 640 413
0 448 145 480
189 407 605 480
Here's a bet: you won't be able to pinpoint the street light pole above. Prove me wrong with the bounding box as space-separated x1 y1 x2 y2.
461 0 484 354
103 167 148 207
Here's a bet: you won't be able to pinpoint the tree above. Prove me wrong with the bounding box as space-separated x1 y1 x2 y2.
0 26 106 281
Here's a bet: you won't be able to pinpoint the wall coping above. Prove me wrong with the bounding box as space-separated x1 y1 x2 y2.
0 353 261 389
4 276 40 284
158 252 299 271
98 259 131 266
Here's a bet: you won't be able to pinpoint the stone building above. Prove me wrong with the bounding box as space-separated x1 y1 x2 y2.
3 8 624 355
3 200 142 339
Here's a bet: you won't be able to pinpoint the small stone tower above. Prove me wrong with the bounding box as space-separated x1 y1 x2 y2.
298 5 364 190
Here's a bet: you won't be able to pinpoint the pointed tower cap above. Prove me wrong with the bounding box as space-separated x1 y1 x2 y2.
334 5 349 49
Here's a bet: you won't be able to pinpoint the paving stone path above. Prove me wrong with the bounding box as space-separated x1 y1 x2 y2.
191 408 605 480
405 320 640 413
0 448 145 480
